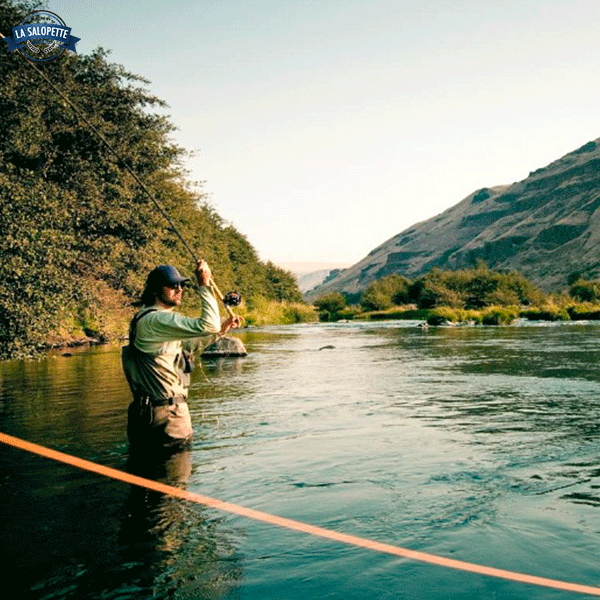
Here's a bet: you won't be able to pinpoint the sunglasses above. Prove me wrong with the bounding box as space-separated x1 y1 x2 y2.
165 282 186 290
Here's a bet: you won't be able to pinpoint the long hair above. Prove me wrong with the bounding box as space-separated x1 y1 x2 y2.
132 275 161 307
139 284 158 307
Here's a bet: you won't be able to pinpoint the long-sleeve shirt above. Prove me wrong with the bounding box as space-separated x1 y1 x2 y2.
135 286 221 353
122 286 221 401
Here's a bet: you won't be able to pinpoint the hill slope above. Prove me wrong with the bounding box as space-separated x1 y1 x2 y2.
309 138 600 298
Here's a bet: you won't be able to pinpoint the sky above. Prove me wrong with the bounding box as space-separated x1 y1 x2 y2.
32 1 600 268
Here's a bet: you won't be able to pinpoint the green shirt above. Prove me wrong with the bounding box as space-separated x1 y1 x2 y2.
135 286 221 354
122 286 221 401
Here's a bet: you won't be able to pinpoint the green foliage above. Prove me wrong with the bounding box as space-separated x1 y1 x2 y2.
313 292 347 321
480 306 520 325
335 305 362 320
566 303 600 321
263 261 303 303
360 274 412 311
353 269 600 326
521 306 570 321
426 307 465 326
314 292 346 313
357 266 558 326
569 279 600 303
409 278 464 308
409 264 543 309
425 306 518 326
0 0 303 358
426 306 484 325
282 303 319 324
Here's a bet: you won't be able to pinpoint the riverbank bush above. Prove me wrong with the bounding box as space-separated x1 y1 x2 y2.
409 265 543 309
424 306 522 326
480 306 520 325
360 275 411 310
314 264 546 323
311 263 600 326
313 292 350 321
282 303 319 324
426 307 479 325
355 301 600 326
566 303 600 320
313 292 346 312
314 265 551 325
569 278 600 303
328 306 363 321
364 307 429 321
521 305 570 321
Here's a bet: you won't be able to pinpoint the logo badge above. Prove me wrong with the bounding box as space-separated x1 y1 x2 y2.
3 10 80 62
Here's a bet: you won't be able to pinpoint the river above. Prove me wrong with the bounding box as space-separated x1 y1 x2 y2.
0 320 599 599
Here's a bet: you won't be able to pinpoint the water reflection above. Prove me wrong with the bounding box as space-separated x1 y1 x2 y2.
0 345 134 453
0 345 245 599
1 323 599 599
119 449 243 599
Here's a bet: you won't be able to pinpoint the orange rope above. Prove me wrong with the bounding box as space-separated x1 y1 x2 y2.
1 431 599 596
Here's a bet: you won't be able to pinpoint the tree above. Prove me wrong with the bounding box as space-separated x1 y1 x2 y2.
264 262 303 303
360 275 412 311
408 265 542 310
569 279 600 303
0 0 304 357
314 292 346 314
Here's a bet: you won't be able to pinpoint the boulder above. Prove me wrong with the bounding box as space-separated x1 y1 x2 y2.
201 336 247 358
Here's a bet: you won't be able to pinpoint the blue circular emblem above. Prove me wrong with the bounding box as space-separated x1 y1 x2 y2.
5 10 80 62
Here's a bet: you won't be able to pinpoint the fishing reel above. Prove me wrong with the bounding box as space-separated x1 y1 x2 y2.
223 291 242 307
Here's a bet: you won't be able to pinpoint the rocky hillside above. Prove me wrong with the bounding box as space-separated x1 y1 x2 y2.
297 268 347 293
308 138 600 298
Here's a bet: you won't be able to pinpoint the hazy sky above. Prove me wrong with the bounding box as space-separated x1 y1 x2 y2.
42 1 600 267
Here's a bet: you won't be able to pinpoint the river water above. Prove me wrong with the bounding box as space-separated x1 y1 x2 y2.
0 320 599 599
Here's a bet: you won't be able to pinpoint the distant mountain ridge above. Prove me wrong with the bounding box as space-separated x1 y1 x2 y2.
278 262 350 294
296 268 346 294
308 138 600 298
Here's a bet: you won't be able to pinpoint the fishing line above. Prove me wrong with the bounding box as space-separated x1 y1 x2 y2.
1 432 599 597
0 32 239 317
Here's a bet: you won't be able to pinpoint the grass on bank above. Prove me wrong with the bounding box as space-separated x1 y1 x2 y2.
317 301 600 326
238 296 318 326
38 296 600 357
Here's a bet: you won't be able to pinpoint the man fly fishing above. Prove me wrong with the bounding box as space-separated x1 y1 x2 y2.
0 29 243 453
122 259 241 451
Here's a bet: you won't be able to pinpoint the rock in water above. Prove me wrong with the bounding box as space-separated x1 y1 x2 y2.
201 336 247 358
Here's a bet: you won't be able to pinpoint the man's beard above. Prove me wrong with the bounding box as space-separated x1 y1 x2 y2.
158 292 180 307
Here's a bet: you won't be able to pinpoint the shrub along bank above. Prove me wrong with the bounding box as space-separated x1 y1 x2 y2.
313 266 600 326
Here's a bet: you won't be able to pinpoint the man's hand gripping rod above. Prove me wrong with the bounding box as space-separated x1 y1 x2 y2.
209 277 243 319
196 259 243 327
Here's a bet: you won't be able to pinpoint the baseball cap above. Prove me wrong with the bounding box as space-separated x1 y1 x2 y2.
147 265 190 287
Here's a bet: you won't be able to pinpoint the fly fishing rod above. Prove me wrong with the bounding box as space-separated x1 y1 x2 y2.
0 31 242 318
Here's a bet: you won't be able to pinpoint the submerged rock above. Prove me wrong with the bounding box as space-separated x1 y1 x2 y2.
201 336 247 358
